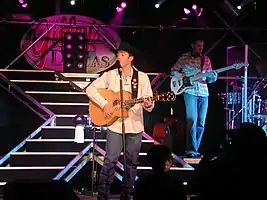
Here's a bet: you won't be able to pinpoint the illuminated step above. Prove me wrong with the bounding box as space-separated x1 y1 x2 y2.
25 139 154 153
9 152 79 167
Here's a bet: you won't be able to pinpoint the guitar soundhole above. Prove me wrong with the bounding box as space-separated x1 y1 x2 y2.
113 99 120 107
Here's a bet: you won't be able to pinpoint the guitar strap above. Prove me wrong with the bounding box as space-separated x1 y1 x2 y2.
117 67 139 99
200 55 205 71
131 69 139 99
191 52 205 70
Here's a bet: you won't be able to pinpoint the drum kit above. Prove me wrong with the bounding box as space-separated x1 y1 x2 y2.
220 75 267 129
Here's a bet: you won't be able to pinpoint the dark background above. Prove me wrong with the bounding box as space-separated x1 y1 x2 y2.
0 81 43 157
0 0 267 155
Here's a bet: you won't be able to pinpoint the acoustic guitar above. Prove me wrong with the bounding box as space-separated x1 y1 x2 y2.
89 89 176 126
170 62 248 95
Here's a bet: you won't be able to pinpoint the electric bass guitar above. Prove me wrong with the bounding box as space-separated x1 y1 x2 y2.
170 62 248 95
89 89 176 126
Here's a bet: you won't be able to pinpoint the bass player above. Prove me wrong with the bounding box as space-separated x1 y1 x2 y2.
171 37 217 158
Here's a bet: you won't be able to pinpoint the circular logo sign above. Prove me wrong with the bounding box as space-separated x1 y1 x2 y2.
20 15 121 73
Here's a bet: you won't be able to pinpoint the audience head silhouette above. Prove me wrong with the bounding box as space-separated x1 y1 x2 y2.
230 122 267 154
147 144 173 174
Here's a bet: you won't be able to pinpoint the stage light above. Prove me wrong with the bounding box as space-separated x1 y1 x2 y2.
184 8 191 15
19 0 24 4
155 3 160 8
66 44 72 50
70 0 76 6
73 115 87 143
237 5 242 10
63 32 87 72
66 62 72 68
198 8 204 16
77 62 84 68
121 2 127 8
78 44 84 50
116 7 122 12
192 4 197 10
66 53 72 59
66 34 72 40
22 3 27 8
77 54 84 59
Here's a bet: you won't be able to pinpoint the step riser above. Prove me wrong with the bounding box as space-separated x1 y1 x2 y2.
0 169 60 182
25 142 153 153
68 162 191 191
38 129 107 139
44 105 88 115
1 71 55 80
54 117 79 126
29 94 88 103
11 82 73 91
10 155 75 167
9 155 148 167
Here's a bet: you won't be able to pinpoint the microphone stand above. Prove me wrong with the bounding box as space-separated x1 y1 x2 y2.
118 67 128 195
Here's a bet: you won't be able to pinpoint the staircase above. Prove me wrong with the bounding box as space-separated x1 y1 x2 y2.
0 69 194 189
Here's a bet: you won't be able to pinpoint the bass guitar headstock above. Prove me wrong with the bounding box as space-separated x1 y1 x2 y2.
233 62 249 70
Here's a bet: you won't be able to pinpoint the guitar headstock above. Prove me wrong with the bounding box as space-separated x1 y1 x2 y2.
154 92 176 102
233 62 249 70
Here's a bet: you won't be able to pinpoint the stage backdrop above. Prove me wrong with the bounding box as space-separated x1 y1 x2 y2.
20 14 121 73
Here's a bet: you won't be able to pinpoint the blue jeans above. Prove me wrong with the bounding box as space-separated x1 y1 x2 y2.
98 130 142 196
184 93 208 155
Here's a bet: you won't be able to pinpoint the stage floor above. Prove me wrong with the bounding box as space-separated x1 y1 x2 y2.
79 195 124 200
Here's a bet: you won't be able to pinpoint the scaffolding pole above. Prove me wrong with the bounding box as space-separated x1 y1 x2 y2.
1 20 267 31
242 45 249 122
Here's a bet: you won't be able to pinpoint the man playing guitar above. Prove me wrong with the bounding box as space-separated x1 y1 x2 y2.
171 37 217 158
86 42 154 200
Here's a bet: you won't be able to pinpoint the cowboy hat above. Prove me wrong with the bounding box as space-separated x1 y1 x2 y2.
116 42 143 66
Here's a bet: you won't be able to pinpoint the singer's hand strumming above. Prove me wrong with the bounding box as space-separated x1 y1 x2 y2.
103 104 114 118
143 97 153 108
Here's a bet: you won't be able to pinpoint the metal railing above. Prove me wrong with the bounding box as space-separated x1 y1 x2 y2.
0 72 54 120
0 115 56 165
0 71 56 165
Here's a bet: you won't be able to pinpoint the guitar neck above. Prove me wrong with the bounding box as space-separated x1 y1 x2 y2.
124 96 157 106
190 65 237 82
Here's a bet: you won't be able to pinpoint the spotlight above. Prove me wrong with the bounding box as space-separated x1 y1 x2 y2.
73 115 88 143
22 3 27 8
63 32 87 72
70 0 76 6
155 3 160 8
184 8 191 15
192 4 197 10
121 2 127 8
237 5 242 10
116 7 122 12
198 8 204 16
66 44 72 50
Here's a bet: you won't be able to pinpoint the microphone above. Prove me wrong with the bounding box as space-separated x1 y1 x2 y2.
115 60 122 74
116 60 123 75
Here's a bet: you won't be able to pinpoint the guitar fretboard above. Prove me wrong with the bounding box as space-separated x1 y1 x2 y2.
124 96 158 106
190 65 238 82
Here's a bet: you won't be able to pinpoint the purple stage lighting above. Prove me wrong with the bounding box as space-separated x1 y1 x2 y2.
184 8 191 15
192 4 197 10
121 2 127 8
116 7 122 12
